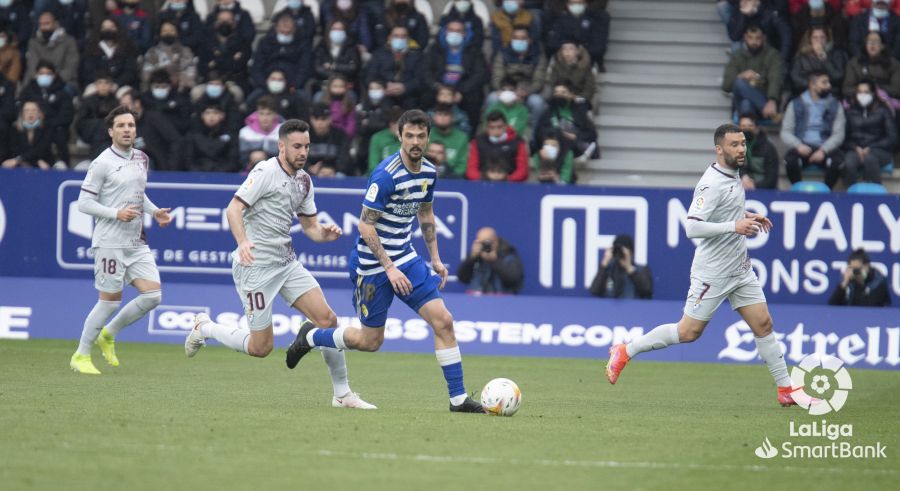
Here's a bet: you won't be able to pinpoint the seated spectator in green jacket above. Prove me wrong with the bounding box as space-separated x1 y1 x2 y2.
738 113 779 190
483 77 529 137
530 133 574 184
367 106 402 174
428 104 469 176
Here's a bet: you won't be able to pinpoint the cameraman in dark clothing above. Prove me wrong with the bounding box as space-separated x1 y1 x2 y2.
828 249 891 307
589 234 653 299
457 227 524 295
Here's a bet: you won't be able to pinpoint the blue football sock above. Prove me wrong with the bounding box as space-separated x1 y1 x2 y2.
436 346 466 399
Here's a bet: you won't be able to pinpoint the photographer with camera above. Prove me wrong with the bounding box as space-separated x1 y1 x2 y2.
828 249 891 307
456 227 524 295
589 234 653 299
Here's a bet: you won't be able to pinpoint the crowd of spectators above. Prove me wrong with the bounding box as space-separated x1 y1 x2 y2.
0 0 610 184
720 0 900 190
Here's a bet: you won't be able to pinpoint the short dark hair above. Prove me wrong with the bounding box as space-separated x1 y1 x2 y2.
433 103 454 115
256 94 278 112
713 123 742 146
807 69 829 83
105 105 136 129
278 119 309 140
485 110 507 124
149 69 171 85
848 248 871 264
737 112 758 124
745 24 764 35
397 109 431 135
36 59 56 73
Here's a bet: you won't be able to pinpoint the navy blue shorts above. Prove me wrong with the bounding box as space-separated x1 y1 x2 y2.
349 252 442 327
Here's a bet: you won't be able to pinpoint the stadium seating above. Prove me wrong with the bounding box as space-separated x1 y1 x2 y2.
847 182 889 194
790 181 831 193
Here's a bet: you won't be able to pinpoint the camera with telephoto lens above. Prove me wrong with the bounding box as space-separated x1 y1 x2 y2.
852 267 864 278
613 245 623 260
481 241 493 253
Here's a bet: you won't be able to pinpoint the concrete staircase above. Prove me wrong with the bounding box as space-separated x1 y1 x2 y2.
583 0 731 188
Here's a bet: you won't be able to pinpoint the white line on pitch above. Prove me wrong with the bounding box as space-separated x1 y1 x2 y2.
316 449 897 475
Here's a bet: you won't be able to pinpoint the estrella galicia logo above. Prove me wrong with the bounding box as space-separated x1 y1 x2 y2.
755 437 778 459
789 354 853 415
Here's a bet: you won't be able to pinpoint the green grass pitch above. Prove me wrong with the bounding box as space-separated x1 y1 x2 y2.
1 340 898 490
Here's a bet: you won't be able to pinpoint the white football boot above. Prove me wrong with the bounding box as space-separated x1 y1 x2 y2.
332 392 377 410
184 313 208 357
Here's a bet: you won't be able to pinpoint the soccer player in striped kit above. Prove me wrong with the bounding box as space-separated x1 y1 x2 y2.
286 109 484 413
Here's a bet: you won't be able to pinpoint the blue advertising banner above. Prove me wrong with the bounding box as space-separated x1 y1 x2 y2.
1 168 899 304
1 277 897 370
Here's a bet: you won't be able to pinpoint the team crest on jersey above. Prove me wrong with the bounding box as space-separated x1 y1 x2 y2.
421 181 428 194
365 183 379 202
361 304 369 317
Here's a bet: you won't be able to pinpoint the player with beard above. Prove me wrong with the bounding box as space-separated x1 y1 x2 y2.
184 119 375 410
285 109 485 413
605 124 799 407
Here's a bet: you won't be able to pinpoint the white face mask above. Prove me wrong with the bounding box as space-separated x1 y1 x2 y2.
455 0 471 13
337 0 352 10
873 6 889 19
0 37 7 48
268 80 286 93
857 92 874 107
152 87 170 100
542 144 559 160
568 3 586 16
808 0 824 9
499 90 517 105
368 88 384 102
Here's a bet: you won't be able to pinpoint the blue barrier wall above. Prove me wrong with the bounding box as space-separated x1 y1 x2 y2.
1 168 899 304
1 277 897 369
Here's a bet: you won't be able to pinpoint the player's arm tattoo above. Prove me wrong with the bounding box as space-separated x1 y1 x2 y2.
418 202 436 245
360 208 394 270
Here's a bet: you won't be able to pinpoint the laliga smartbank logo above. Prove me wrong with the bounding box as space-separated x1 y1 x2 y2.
754 354 887 460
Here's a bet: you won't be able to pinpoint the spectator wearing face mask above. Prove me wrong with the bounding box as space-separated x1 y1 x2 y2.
273 0 318 52
142 20 197 91
466 110 528 182
246 69 310 122
1 100 61 169
544 0 609 71
313 19 362 92
842 31 900 108
842 79 896 185
356 78 390 170
383 0 430 51
440 0 486 48
80 17 139 92
365 25 423 109
156 0 205 54
18 60 72 164
204 0 256 47
534 80 596 160
192 70 242 133
530 132 574 184
425 20 487 128
737 113 778 190
489 0 540 59
490 26 546 123
24 10 79 90
484 77 529 137
40 0 89 50
848 0 900 59
317 73 357 138
319 0 377 56
76 71 120 158
251 12 313 92
111 0 152 53
828 249 891 307
197 7 252 94
143 69 192 134
0 0 32 55
780 70 846 188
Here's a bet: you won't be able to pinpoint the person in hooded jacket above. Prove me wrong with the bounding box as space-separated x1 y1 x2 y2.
842 78 897 185
425 20 486 131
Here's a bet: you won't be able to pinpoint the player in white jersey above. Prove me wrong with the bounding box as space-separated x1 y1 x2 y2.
606 124 799 407
70 106 173 374
184 119 374 409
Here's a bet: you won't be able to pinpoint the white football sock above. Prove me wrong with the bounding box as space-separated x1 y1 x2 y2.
105 290 162 336
321 348 351 397
76 300 121 355
626 323 680 358
755 332 791 387
202 320 249 354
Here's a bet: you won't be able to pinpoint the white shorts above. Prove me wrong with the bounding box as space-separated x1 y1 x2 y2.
93 246 160 293
683 269 766 321
232 260 319 331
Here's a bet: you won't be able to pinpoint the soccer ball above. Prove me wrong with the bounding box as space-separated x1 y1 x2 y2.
480 378 522 416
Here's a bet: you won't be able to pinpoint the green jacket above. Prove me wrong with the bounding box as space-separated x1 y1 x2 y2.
428 127 470 177
530 150 574 184
722 45 784 101
484 101 529 138
368 129 401 174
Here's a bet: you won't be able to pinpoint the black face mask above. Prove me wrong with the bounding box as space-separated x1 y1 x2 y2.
816 88 831 98
743 131 755 143
100 30 118 41
216 23 233 36
160 34 177 45
551 96 569 106
41 30 54 41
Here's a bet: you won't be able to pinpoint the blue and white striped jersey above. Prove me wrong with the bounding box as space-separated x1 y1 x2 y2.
355 151 436 275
